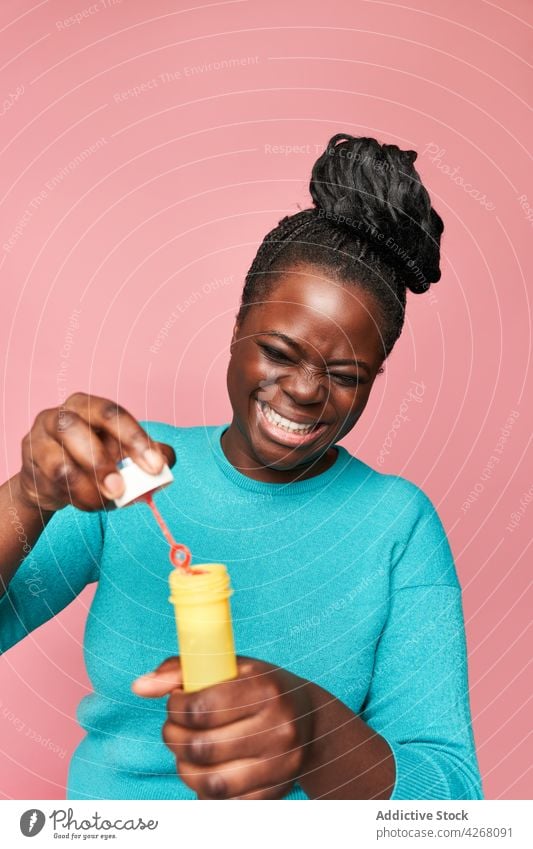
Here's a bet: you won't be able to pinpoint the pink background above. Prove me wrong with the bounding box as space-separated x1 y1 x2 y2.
0 0 531 800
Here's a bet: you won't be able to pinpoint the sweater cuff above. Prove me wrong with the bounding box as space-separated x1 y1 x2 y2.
388 744 451 800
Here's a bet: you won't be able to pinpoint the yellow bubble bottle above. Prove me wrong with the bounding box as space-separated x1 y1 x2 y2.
168 563 238 692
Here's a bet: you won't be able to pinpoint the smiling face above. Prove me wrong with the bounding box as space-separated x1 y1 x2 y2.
222 264 386 483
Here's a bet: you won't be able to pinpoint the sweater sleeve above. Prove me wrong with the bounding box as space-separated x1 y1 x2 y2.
0 505 105 654
360 484 484 800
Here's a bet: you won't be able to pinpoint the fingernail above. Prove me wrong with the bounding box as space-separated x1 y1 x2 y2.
103 473 124 497
143 448 163 472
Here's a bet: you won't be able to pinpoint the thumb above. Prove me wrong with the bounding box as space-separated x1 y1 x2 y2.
155 441 176 469
131 656 183 698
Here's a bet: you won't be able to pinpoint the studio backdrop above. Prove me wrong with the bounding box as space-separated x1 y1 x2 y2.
0 0 531 801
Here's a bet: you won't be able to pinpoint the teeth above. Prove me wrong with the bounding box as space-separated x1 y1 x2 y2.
260 401 316 434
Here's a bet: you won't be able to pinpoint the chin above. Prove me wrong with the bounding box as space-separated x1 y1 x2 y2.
249 430 331 472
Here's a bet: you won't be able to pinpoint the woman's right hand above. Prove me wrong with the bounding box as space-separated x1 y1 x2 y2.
17 392 176 513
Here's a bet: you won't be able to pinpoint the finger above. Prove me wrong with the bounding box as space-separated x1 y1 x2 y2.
232 781 296 800
163 705 303 766
40 410 124 502
167 673 272 730
98 432 175 473
162 715 263 765
131 657 183 698
177 754 299 800
155 441 176 469
63 393 167 475
22 434 109 511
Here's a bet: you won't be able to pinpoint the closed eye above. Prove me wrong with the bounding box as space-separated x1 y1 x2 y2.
331 374 361 386
259 344 292 363
259 344 365 385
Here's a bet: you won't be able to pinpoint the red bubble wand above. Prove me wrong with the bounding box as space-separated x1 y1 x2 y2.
142 493 193 572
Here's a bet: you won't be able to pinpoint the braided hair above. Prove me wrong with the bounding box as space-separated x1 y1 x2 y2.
237 133 444 358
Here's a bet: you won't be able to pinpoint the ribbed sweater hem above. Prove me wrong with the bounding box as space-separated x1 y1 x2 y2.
389 745 452 800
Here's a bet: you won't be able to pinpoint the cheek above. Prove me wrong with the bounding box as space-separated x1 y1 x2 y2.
228 355 282 405
239 359 284 403
343 388 370 420
256 368 281 403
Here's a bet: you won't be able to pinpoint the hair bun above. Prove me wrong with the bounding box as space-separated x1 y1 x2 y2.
309 133 444 293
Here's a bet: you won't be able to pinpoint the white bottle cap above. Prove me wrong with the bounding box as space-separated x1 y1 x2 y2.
113 456 174 508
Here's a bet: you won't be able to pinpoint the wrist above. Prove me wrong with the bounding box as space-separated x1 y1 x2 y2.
296 680 396 800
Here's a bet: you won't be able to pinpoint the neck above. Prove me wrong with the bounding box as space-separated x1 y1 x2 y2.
220 423 338 484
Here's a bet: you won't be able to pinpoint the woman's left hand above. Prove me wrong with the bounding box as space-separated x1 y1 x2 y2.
132 656 314 799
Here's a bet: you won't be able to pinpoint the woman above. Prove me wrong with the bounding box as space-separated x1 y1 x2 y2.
0 134 483 800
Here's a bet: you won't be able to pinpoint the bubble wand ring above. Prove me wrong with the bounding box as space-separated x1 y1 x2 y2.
169 543 192 570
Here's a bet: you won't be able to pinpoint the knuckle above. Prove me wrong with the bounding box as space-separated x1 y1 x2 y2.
100 401 126 421
64 392 86 406
56 409 79 431
130 430 150 450
33 408 54 428
67 465 82 486
93 459 110 476
262 680 282 703
203 772 229 800
50 463 69 483
187 696 211 728
92 452 113 474
186 736 213 765
162 720 176 747
50 462 78 485
166 692 181 718
277 720 297 750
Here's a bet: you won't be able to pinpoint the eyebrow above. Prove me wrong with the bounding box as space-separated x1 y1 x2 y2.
258 331 372 374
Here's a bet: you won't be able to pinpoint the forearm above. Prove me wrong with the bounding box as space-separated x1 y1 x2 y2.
0 473 55 597
298 680 396 800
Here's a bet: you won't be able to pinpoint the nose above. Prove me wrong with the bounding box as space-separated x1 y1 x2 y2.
280 364 327 406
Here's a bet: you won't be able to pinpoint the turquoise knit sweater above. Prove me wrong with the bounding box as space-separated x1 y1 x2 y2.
0 421 483 800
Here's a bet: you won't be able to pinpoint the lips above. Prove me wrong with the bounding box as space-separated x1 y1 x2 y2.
260 400 322 428
267 406 321 427
255 399 328 447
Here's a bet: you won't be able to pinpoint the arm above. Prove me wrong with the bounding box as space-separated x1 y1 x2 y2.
131 656 394 800
1 393 173 597
357 582 484 800
0 491 105 653
1 393 174 651
298 680 395 799
351 487 483 800
0 473 55 598
298 582 483 799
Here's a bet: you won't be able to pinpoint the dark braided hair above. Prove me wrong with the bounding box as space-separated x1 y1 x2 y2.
237 133 444 358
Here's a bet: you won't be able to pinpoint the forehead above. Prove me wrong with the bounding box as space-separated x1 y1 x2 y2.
245 268 383 357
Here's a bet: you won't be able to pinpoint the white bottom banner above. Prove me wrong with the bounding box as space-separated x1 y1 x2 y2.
0 800 531 848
